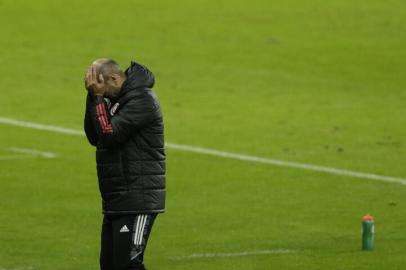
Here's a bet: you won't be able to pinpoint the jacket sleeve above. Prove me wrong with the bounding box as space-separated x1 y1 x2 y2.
89 93 156 148
84 94 98 146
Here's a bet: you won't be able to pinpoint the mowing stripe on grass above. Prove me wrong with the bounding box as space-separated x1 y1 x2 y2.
170 249 292 260
1 116 406 186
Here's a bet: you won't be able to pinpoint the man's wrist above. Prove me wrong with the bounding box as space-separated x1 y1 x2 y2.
93 95 105 103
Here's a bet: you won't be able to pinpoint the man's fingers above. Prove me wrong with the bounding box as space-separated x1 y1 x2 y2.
84 69 89 87
84 64 105 95
86 66 91 83
88 65 93 82
92 65 97 83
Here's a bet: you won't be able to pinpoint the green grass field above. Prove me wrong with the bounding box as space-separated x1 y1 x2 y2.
1 0 406 269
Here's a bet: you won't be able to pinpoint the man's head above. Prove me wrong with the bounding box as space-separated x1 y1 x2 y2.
92 58 126 98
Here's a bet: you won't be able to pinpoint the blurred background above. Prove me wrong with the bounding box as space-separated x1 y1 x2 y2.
0 0 405 269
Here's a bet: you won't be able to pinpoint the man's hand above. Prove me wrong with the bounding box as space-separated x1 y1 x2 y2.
85 65 106 96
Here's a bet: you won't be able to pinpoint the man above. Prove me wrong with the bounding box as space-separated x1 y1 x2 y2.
83 59 165 270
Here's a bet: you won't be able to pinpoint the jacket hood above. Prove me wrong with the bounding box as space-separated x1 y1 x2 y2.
120 61 155 95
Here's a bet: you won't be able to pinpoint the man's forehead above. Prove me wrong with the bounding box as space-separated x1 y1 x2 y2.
92 58 109 66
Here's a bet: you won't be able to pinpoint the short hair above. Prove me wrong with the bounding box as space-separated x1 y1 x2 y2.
97 59 124 79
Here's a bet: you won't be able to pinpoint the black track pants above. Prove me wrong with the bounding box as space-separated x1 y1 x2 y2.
100 214 157 270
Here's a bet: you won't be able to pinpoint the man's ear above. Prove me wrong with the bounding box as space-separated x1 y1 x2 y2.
111 74 120 82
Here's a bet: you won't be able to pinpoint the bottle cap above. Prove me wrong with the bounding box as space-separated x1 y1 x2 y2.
362 214 374 221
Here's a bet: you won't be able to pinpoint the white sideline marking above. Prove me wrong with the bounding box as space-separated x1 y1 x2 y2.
0 155 36 160
166 143 406 185
1 116 406 186
170 249 292 260
0 267 33 270
7 147 58 158
0 147 57 160
0 117 83 136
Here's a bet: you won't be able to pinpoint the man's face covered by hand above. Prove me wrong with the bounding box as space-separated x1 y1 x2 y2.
84 61 123 99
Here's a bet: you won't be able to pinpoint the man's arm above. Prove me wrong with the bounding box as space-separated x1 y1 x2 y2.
89 93 156 148
84 93 99 146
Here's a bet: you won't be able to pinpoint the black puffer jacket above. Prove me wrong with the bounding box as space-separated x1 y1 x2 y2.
84 61 165 214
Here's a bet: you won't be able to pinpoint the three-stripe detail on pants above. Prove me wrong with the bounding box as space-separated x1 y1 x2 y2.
133 214 148 246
